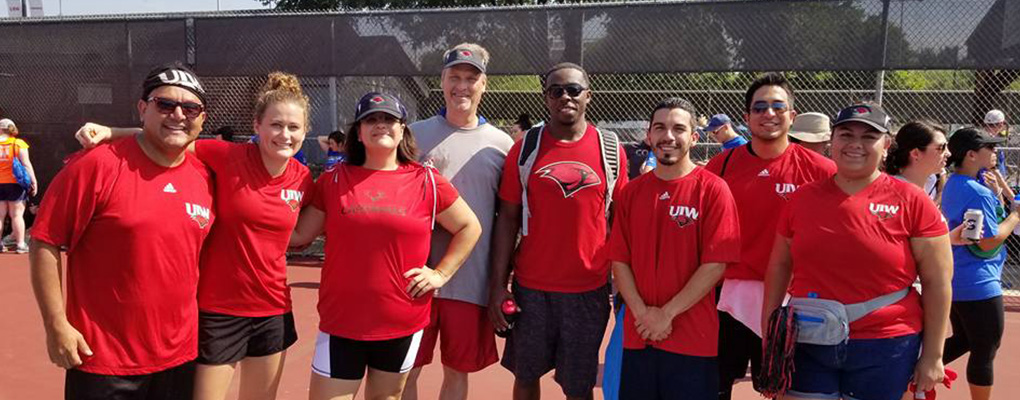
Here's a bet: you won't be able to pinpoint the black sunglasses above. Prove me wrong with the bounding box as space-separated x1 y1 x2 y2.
544 83 587 99
148 97 205 118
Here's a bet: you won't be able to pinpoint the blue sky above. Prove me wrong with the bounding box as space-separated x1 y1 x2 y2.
26 0 271 16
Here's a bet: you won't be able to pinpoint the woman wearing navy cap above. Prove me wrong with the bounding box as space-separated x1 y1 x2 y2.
763 103 952 400
290 92 481 400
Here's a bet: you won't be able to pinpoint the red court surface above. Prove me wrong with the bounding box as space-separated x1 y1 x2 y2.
2 253 1018 399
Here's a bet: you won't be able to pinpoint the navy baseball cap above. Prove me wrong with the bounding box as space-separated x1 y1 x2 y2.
354 92 407 123
443 47 486 73
704 114 731 132
833 103 892 133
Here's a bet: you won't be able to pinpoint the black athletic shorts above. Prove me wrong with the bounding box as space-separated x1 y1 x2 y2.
197 311 297 365
64 361 195 400
311 330 423 380
500 282 611 398
0 183 27 202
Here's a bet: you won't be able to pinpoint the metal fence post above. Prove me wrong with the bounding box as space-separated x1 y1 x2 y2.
186 18 196 67
875 0 891 105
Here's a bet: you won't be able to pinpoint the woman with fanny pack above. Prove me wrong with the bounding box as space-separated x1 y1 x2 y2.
940 127 1017 400
762 103 952 400
0 118 37 254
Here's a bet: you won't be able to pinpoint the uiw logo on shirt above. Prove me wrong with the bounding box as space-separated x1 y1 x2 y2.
185 203 211 229
869 202 900 220
280 189 304 212
775 183 797 200
668 205 699 228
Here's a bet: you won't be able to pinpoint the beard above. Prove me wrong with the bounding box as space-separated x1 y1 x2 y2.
654 143 687 166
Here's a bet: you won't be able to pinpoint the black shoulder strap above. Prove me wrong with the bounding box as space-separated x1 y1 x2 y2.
518 126 544 166
719 147 737 178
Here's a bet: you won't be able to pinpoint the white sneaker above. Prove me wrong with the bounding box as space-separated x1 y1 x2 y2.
15 244 28 254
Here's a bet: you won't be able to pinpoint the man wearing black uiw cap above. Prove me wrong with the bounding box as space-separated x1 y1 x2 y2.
30 61 214 400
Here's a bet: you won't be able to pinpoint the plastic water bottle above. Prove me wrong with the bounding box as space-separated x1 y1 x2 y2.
642 150 657 170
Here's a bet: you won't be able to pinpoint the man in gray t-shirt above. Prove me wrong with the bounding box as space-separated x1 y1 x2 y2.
403 43 514 400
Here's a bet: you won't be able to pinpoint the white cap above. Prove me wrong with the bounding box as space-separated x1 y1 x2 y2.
0 118 14 131
984 109 1006 125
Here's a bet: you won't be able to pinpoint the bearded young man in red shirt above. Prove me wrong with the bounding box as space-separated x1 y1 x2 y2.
608 98 741 400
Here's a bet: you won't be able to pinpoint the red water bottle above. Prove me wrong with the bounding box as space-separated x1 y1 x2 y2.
496 299 518 338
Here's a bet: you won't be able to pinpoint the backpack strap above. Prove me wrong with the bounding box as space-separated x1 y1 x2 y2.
518 125 544 236
596 127 620 220
845 288 910 322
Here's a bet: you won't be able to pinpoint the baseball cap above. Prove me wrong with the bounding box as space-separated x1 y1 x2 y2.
832 103 892 133
947 127 1005 165
443 47 486 73
141 63 207 105
0 118 14 131
789 112 831 143
984 109 1005 125
704 114 731 132
354 92 407 123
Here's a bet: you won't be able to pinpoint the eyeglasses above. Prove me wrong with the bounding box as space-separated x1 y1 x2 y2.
544 83 587 99
750 101 789 114
148 97 205 118
929 143 948 152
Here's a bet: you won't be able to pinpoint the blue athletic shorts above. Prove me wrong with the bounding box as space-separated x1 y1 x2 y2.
620 347 717 400
789 334 920 400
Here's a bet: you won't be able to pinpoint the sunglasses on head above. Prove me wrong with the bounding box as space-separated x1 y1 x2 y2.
750 101 789 114
148 97 205 118
544 83 587 99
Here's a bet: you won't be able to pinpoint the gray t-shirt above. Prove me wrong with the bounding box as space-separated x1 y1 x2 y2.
412 115 514 307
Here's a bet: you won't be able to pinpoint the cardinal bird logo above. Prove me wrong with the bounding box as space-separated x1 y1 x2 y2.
185 203 211 229
280 189 304 212
668 205 699 228
534 161 601 198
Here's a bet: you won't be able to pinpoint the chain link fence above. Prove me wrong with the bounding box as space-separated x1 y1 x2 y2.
1 0 1019 304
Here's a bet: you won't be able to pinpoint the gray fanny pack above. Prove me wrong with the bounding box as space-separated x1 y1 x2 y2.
789 288 910 346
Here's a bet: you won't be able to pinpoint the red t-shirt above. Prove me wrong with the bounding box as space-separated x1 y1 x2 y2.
608 168 740 356
498 124 629 293
312 163 459 340
705 143 834 281
31 137 214 375
196 141 314 317
777 174 947 339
